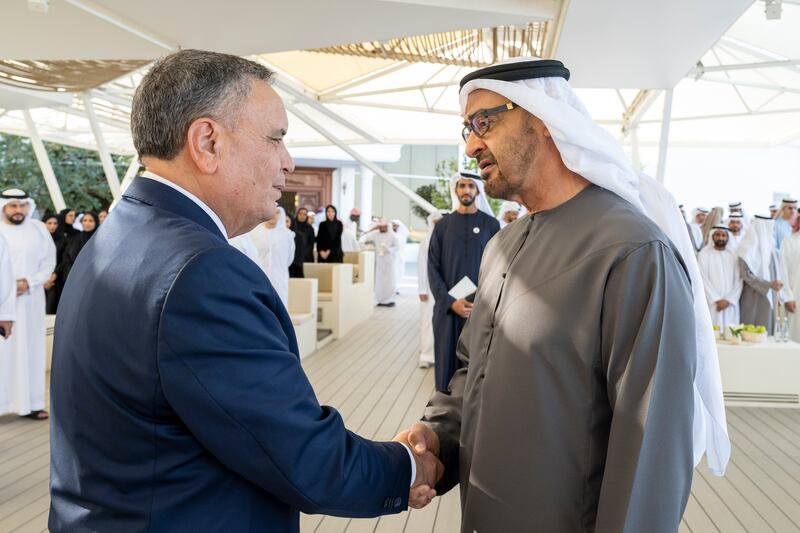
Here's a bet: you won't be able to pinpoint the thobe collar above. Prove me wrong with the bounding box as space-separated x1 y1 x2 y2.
1 220 30 230
525 183 598 220
123 172 227 239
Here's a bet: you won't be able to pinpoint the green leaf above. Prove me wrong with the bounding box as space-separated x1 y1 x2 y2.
0 132 129 215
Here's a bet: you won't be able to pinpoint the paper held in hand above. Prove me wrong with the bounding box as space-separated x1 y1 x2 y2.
448 276 478 301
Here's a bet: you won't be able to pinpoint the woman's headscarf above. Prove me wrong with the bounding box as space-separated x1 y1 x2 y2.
57 208 79 238
73 212 99 244
42 213 62 244
321 205 343 240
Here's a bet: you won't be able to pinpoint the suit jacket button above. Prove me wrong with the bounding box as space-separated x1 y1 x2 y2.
393 497 402 508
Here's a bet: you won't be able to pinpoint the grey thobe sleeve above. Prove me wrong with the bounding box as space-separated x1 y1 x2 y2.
420 338 469 493
739 257 771 296
595 241 696 533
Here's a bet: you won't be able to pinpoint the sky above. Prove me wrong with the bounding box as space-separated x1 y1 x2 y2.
640 145 800 214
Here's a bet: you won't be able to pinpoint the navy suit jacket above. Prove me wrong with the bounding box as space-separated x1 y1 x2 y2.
49 178 411 532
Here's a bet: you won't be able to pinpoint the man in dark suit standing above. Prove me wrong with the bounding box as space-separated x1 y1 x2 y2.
49 49 441 533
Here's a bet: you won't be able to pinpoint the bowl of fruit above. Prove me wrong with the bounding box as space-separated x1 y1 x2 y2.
739 324 768 343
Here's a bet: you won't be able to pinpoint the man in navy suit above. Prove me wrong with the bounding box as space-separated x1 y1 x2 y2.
49 49 442 532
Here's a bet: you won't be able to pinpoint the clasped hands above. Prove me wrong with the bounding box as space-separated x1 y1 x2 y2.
16 278 29 297
393 423 443 509
451 298 473 319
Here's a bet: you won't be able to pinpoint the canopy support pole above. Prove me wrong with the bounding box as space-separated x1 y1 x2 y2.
268 75 383 145
287 103 437 214
83 92 122 201
543 0 570 59
655 88 673 184
621 89 661 139
120 156 140 194
64 0 175 50
630 126 641 171
23 109 66 212
358 166 374 231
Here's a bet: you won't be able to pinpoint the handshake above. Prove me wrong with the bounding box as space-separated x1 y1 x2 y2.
393 423 444 509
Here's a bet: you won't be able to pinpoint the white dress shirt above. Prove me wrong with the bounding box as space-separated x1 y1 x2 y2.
141 171 228 237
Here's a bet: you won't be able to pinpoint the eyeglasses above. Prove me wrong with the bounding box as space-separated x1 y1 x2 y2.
462 102 517 142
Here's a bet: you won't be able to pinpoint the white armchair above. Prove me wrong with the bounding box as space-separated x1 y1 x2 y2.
288 278 318 359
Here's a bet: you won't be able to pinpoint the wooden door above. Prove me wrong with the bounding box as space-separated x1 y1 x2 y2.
285 167 333 214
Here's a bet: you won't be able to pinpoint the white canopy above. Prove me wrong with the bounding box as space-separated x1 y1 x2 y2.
0 0 796 212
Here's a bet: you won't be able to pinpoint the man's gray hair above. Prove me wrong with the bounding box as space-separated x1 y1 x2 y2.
131 49 275 160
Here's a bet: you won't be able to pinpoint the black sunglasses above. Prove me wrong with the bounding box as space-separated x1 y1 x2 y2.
462 102 517 142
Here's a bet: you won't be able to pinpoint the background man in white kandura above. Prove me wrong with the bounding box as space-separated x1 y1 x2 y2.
0 189 56 420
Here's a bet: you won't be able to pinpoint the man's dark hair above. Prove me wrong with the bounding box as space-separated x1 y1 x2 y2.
131 49 275 160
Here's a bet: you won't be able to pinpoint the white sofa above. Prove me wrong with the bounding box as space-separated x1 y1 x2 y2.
303 251 375 339
344 250 375 326
288 278 318 359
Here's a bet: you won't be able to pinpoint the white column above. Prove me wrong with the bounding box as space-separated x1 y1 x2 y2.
23 109 66 212
655 89 674 185
331 169 342 209
119 155 140 194
359 165 374 231
630 125 641 171
109 156 141 211
338 166 357 218
83 92 122 201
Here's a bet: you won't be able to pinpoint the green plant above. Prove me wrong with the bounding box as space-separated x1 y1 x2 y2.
412 156 502 219
411 158 457 219
0 133 130 215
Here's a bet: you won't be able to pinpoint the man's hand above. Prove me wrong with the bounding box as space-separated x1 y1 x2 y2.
716 299 730 311
450 299 473 319
419 294 429 303
771 280 784 291
0 321 12 339
397 423 440 457
409 451 443 508
786 301 797 313
16 279 29 297
394 423 443 509
319 250 330 260
43 272 57 291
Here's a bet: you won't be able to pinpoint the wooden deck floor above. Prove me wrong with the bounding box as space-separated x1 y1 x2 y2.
2 294 800 532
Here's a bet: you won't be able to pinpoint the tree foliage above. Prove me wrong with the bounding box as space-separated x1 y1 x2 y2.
411 156 500 219
0 133 130 215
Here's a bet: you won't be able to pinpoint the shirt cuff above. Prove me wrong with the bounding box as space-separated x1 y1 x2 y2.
401 443 416 487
